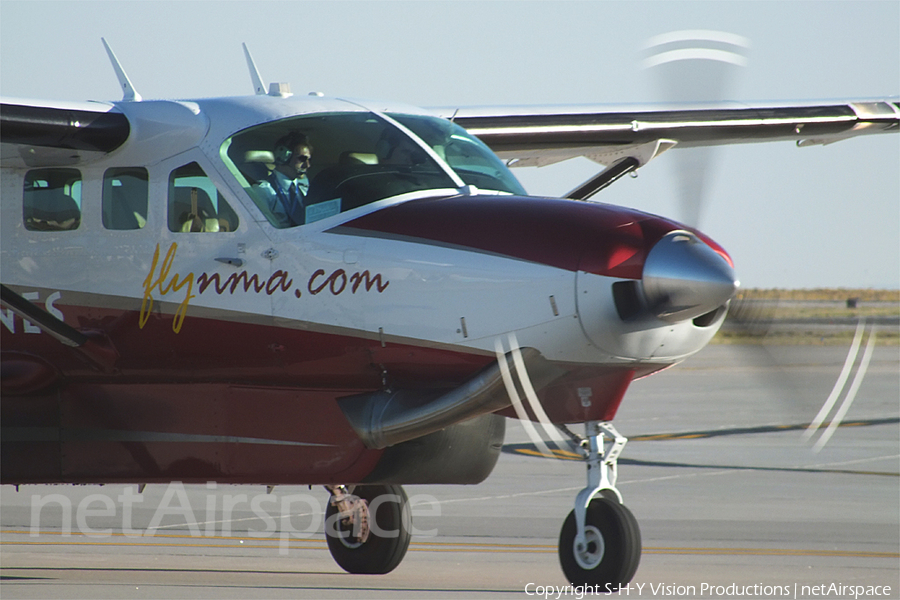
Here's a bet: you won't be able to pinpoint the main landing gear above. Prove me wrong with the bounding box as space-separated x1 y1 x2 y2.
558 421 641 587
324 484 411 574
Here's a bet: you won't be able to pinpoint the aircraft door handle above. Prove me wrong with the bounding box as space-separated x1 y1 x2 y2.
215 257 245 267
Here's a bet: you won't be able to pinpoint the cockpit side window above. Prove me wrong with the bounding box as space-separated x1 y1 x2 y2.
23 168 82 231
221 112 460 229
168 162 239 233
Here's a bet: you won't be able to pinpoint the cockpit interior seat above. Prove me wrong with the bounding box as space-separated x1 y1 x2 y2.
171 186 219 232
242 150 276 184
341 152 378 166
23 188 81 231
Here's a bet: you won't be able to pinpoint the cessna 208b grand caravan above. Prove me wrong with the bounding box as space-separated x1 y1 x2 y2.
1 41 897 586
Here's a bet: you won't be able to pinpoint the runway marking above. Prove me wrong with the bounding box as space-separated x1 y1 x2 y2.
627 416 899 442
2 530 897 560
641 547 899 559
505 444 900 476
1 540 315 550
145 510 321 531
434 455 900 511
1 529 325 550
502 417 899 457
514 448 582 460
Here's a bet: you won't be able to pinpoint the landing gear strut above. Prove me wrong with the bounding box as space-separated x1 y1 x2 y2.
324 484 411 574
558 421 641 586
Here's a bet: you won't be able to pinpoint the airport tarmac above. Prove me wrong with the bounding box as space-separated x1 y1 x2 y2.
2 344 898 599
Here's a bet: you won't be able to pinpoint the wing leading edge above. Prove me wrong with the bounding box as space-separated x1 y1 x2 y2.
434 101 900 167
0 100 129 168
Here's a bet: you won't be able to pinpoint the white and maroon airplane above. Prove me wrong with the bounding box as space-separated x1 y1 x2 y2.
1 41 897 586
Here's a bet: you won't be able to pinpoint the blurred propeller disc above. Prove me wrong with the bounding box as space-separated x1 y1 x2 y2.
642 30 750 227
643 35 881 451
494 333 579 459
723 291 884 450
804 319 878 452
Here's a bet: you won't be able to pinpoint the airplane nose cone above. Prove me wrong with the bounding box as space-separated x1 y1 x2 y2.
642 231 739 323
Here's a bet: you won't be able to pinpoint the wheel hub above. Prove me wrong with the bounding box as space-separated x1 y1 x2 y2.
574 525 605 569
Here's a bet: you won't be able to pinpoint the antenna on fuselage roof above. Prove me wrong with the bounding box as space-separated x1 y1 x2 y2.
242 43 267 95
101 38 142 102
243 43 293 97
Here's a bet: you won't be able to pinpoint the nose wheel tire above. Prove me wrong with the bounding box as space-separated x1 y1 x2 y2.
559 497 641 587
325 484 411 574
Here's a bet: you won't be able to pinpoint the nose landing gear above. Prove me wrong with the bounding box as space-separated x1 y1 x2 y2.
558 421 641 587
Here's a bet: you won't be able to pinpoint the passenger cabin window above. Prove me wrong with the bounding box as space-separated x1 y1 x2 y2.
220 111 525 229
168 162 239 233
103 167 149 230
23 168 82 231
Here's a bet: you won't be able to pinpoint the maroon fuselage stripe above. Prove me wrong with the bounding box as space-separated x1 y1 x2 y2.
335 195 688 279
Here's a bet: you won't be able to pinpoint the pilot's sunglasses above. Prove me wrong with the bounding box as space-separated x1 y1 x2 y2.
295 154 311 163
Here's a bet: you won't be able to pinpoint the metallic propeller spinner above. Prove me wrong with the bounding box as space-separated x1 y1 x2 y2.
642 231 739 323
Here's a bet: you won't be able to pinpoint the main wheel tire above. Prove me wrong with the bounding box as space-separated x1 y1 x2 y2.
558 497 641 587
325 484 411 574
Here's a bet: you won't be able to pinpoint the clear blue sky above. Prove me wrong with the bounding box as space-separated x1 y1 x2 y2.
2 0 897 289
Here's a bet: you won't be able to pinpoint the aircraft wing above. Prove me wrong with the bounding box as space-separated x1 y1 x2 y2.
432 100 900 168
3 97 897 171
0 99 128 168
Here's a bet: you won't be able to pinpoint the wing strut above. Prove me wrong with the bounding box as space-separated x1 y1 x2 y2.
566 157 639 201
0 285 119 373
565 138 677 200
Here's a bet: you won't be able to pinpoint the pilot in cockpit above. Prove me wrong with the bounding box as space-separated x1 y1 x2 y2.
253 132 313 227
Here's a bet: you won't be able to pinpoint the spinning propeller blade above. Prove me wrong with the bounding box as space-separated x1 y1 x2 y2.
643 30 749 228
494 334 581 460
804 319 878 452
645 32 878 450
724 292 881 450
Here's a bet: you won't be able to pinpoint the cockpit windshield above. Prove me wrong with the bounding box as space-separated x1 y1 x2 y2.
387 113 525 196
220 111 525 228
